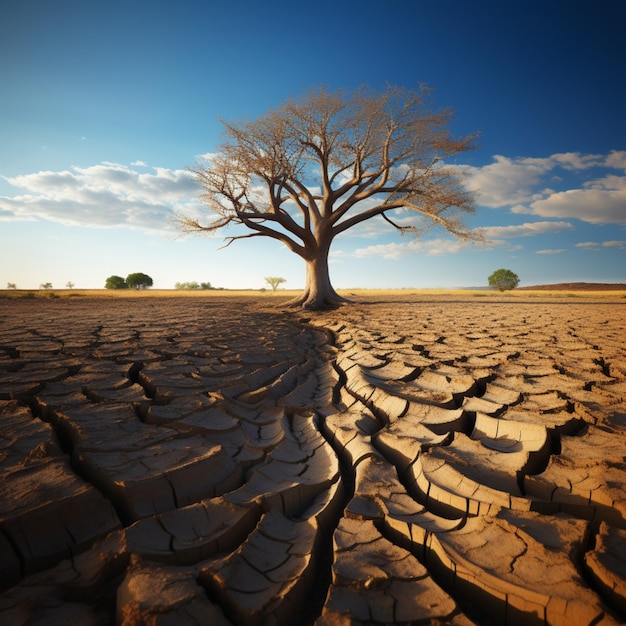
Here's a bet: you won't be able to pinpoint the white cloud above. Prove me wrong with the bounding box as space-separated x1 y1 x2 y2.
351 237 471 260
462 155 553 208
605 150 626 170
0 162 203 233
536 249 566 255
528 186 626 224
509 204 531 214
464 151 626 226
575 240 626 250
550 152 604 170
478 221 574 239
196 152 219 163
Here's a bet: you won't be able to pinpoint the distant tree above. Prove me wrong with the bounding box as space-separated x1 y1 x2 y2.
40 282 53 290
7 282 17 289
265 276 286 292
488 268 520 292
175 281 200 290
177 84 479 309
105 275 127 289
175 280 215 290
66 281 75 289
126 273 153 290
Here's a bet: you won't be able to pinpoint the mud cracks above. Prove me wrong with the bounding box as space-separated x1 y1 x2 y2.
1 296 625 625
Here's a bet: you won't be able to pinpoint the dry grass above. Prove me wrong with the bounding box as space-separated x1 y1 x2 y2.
1 287 625 301
0 288 300 299
343 288 626 298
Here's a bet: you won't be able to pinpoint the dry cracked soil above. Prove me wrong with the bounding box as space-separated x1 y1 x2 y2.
0 294 625 625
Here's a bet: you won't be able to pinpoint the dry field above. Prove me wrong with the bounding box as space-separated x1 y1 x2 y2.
1 292 625 625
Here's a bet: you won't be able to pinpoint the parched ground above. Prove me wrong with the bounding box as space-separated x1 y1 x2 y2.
1 294 625 625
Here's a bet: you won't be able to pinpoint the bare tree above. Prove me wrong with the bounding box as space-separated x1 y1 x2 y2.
178 85 480 309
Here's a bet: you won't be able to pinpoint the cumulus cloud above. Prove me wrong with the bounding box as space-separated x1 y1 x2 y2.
575 240 626 250
536 249 566 255
527 185 626 224
605 150 626 170
351 238 471 260
478 221 574 239
0 162 203 233
463 151 626 226
462 155 553 208
550 152 604 170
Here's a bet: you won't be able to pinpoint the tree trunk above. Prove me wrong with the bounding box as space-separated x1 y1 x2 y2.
285 245 349 310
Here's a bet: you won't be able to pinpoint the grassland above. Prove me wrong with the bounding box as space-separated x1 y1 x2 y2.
2 286 626 301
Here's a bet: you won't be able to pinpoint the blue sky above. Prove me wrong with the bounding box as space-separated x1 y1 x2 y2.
1 0 624 290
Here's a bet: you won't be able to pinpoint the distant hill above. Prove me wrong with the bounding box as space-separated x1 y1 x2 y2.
518 282 626 291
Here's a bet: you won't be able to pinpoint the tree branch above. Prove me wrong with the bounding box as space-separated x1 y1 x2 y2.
381 211 416 233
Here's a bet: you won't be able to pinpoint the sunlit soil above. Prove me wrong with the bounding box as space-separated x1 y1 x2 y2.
1 293 625 624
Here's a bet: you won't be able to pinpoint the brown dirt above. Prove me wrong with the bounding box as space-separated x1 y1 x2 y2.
1 294 625 625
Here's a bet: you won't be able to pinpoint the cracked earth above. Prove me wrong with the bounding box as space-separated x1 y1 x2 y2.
1 294 625 625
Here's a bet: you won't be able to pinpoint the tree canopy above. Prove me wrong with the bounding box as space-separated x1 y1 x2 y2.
178 84 480 309
488 268 520 291
265 277 286 291
126 273 153 289
105 275 127 289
